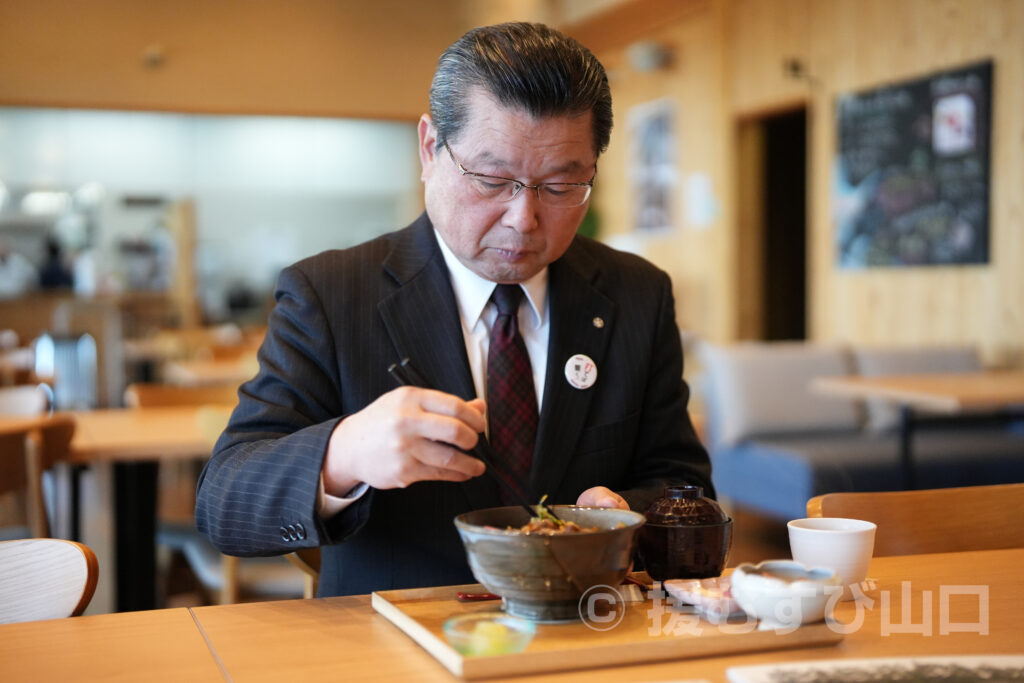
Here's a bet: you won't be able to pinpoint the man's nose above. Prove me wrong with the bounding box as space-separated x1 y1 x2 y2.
502 186 541 233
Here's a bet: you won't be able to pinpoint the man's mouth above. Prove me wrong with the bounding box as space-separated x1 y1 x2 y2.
491 247 531 261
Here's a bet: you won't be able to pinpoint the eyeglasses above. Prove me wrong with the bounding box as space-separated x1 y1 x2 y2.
444 141 594 208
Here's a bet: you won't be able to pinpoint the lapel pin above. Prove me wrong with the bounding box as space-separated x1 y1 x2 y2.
592 317 605 329
564 354 597 390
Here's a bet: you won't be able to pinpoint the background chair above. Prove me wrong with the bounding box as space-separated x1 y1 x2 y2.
0 538 99 623
122 382 305 605
285 547 321 599
0 383 54 416
0 342 38 386
0 410 74 540
806 482 1024 556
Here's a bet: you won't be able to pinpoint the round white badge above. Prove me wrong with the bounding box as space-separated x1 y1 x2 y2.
564 354 597 390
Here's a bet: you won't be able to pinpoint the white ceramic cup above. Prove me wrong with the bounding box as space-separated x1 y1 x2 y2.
787 517 876 601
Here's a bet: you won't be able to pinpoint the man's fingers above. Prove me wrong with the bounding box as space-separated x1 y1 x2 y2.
413 388 487 434
415 441 486 478
391 387 485 449
576 486 629 510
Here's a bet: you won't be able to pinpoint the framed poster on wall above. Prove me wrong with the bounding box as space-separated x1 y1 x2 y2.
834 60 993 268
627 98 677 234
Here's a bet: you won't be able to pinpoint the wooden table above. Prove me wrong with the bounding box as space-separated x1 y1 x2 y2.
68 405 229 463
2 548 1020 681
0 608 224 682
813 371 1024 488
70 406 230 613
0 406 226 463
0 407 230 613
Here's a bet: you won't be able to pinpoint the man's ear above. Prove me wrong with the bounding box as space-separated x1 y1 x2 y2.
417 114 438 181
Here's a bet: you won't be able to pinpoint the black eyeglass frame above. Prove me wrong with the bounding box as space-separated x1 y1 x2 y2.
443 141 595 208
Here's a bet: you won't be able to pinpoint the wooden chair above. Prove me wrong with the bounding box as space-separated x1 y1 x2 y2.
285 547 321 599
806 482 1024 556
123 383 304 604
0 414 75 538
0 346 38 386
0 383 53 416
0 538 98 623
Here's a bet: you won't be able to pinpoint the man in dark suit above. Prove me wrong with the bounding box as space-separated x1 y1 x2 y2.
195 22 712 597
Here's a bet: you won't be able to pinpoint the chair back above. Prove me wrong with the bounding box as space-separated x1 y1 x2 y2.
0 384 53 416
0 415 76 537
285 548 321 598
0 346 37 386
0 538 98 623
806 483 1024 556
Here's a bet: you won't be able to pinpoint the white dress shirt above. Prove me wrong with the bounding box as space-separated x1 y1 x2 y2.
434 229 550 414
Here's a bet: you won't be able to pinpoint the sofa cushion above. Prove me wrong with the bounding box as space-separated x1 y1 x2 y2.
852 346 982 432
700 342 862 447
711 427 1024 520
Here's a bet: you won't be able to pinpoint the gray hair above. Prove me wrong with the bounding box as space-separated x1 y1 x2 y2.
429 22 612 157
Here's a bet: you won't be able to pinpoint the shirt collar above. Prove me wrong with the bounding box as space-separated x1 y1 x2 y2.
434 228 547 329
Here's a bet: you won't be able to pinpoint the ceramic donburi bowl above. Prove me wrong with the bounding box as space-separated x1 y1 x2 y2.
454 506 645 622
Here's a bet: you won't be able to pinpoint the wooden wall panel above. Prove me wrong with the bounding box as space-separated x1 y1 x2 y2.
584 0 1022 367
798 0 1024 367
580 0 736 341
0 0 468 120
729 0 812 116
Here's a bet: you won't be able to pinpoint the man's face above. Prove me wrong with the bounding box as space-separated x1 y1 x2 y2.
418 89 596 284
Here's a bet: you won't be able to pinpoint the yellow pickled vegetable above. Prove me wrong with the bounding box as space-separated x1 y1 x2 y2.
468 620 511 656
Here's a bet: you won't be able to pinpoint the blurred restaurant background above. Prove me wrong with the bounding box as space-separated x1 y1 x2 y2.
1 0 1021 614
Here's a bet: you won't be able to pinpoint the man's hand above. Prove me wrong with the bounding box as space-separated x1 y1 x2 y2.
576 486 628 510
322 387 487 495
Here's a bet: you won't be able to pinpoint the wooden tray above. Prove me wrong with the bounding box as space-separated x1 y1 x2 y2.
372 582 843 679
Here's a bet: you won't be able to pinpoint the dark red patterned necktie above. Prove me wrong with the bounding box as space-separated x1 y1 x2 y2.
486 284 538 504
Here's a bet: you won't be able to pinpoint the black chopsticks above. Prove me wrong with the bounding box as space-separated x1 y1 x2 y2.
387 357 561 523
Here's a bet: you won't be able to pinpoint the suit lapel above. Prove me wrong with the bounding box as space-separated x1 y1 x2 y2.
376 215 498 509
531 242 615 501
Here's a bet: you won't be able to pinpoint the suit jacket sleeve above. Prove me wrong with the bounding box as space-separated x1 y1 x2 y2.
195 263 371 556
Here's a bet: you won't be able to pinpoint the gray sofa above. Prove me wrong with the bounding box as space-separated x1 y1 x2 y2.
696 342 1024 521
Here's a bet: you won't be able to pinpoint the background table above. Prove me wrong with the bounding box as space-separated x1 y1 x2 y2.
813 371 1024 487
813 371 1024 413
8 406 230 613
69 406 229 612
68 406 229 463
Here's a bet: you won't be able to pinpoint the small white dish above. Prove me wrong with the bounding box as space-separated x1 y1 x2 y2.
730 560 840 630
663 577 744 620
